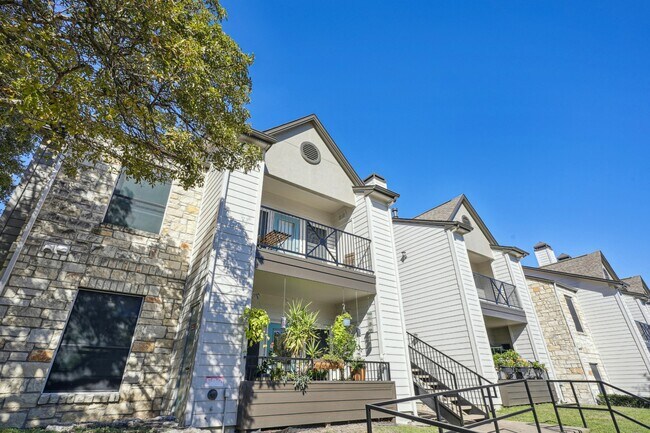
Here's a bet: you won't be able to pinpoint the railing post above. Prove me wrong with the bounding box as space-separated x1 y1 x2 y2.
524 381 542 433
546 380 564 432
485 384 500 433
599 381 621 433
366 405 373 433
569 381 587 428
434 395 443 433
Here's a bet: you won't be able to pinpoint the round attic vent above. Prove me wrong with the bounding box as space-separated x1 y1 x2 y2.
461 215 472 227
301 142 321 165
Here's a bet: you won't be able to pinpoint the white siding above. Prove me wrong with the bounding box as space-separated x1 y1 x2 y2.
393 223 497 382
366 197 414 412
354 195 379 359
505 254 554 374
577 287 650 396
187 164 266 428
451 232 498 382
623 294 650 325
172 168 224 421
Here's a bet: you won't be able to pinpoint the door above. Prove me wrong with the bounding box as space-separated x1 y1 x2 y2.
273 213 301 253
267 322 286 356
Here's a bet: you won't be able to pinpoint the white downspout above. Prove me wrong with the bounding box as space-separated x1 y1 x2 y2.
0 153 65 294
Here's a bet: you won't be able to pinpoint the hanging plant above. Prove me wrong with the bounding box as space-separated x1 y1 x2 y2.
329 312 357 361
242 307 270 347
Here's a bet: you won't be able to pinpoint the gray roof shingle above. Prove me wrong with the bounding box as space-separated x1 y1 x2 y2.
542 251 619 281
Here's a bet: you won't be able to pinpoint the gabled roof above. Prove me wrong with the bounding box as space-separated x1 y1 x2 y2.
414 194 499 245
542 251 620 281
621 275 650 297
415 194 464 221
523 265 626 288
264 114 364 187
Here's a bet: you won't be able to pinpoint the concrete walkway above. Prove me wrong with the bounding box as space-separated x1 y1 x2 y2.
470 420 588 433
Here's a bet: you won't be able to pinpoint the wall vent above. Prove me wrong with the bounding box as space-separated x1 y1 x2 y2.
300 142 321 165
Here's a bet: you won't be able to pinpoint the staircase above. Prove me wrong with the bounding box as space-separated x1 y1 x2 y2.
408 332 494 427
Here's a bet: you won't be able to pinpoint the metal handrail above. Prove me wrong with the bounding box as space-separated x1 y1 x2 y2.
407 332 494 418
473 272 522 309
257 206 373 273
546 379 650 433
366 379 542 433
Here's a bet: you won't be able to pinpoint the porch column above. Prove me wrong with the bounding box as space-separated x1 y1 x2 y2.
185 164 265 429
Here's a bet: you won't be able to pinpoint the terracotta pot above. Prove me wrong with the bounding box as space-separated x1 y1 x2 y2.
313 359 343 370
352 367 366 381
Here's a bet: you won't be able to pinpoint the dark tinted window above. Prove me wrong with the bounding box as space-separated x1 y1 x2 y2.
590 363 602 382
44 290 142 392
564 295 584 333
103 173 171 233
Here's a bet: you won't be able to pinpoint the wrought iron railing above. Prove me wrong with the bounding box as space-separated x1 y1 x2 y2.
257 206 373 272
408 332 494 420
243 356 390 382
473 273 522 309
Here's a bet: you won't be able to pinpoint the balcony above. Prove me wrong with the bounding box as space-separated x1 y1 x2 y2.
257 206 373 273
473 273 522 309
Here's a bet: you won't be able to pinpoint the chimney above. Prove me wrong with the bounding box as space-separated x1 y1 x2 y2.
391 208 399 219
364 173 387 188
534 242 557 267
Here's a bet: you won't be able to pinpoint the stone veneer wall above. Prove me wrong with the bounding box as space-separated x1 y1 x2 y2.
0 159 202 427
527 277 602 404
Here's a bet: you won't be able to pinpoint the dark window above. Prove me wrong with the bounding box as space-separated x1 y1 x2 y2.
44 290 142 393
564 295 584 333
103 173 171 233
590 363 602 382
637 321 650 343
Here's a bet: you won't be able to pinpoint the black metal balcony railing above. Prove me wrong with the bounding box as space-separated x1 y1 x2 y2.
244 356 391 382
257 206 373 273
473 273 522 309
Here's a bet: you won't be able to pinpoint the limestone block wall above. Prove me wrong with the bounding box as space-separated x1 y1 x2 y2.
527 277 603 403
0 160 202 427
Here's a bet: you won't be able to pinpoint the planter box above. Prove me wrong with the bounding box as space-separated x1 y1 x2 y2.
498 380 557 407
237 380 396 430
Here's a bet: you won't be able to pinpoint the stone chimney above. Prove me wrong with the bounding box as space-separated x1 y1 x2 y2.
534 242 557 267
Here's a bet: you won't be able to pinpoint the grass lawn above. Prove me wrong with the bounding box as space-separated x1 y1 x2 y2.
499 403 650 433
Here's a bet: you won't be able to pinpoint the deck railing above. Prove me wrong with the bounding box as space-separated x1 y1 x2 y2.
473 273 522 309
244 356 391 382
257 206 373 273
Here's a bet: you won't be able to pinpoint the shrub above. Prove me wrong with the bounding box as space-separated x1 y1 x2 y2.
598 393 650 408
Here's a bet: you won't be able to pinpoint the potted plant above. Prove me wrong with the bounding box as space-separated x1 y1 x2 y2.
242 307 270 347
350 358 366 381
283 300 319 357
314 353 344 370
530 360 547 379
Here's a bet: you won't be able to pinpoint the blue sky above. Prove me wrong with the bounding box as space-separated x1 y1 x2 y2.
221 1 650 278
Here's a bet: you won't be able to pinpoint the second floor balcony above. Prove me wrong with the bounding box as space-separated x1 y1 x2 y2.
473 273 522 309
257 206 373 273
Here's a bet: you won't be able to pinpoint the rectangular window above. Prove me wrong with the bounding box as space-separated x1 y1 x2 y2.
637 321 650 343
590 363 602 382
44 290 143 393
103 172 172 233
564 295 584 333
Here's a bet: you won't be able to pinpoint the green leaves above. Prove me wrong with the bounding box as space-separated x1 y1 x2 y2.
329 312 358 361
283 300 319 357
242 307 270 347
0 0 258 202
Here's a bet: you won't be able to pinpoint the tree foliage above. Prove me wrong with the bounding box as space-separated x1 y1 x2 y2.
0 0 259 202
